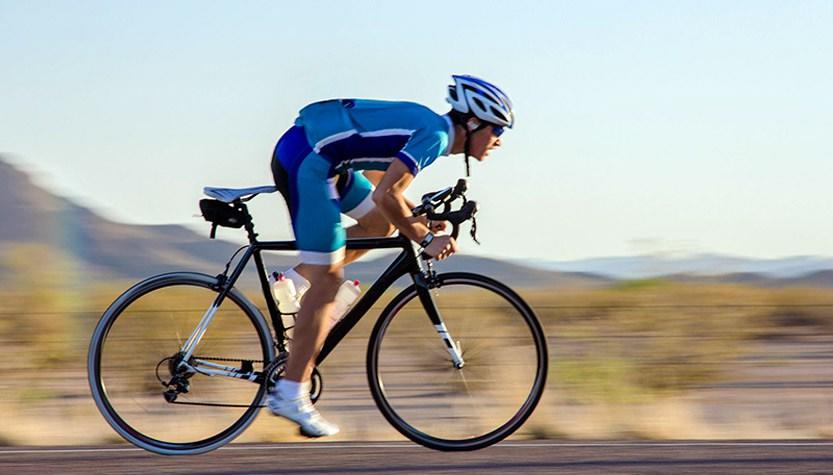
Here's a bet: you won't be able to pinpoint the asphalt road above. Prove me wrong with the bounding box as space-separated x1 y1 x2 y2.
2 441 833 474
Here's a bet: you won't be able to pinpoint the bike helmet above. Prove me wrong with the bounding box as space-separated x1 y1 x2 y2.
446 75 514 176
446 74 514 128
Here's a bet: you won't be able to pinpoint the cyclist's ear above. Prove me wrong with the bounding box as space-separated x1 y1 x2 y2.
466 117 481 131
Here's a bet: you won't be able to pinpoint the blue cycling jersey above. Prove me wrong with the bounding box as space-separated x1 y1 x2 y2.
272 99 454 265
294 99 454 176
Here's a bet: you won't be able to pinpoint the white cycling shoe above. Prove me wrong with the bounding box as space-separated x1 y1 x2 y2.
267 389 340 438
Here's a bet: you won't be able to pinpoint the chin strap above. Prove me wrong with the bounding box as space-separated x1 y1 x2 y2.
462 122 493 177
463 124 473 177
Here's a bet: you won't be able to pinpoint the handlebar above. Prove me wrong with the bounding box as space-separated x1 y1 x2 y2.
410 178 479 242
426 200 479 240
412 178 468 215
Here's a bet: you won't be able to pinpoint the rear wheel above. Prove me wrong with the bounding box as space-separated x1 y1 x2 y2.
367 272 548 451
87 272 275 455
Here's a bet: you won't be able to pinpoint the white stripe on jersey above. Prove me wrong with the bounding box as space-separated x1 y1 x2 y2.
314 128 415 154
313 129 358 153
359 128 414 138
347 157 397 164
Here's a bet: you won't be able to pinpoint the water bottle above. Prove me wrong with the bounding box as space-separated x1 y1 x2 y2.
269 272 300 314
330 280 361 328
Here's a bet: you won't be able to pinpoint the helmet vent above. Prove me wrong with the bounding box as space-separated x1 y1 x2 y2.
491 107 508 123
446 74 514 128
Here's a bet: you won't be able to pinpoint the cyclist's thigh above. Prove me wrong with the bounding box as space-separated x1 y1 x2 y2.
272 125 310 210
337 171 375 219
293 154 346 265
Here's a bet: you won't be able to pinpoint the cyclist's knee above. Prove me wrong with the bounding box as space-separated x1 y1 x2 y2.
300 264 343 294
357 208 395 236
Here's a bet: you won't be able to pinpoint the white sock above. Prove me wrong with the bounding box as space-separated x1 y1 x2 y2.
285 268 311 298
277 378 310 400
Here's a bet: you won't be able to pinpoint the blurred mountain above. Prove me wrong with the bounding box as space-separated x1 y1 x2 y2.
785 270 833 287
0 157 295 281
4 157 831 288
0 157 600 288
520 254 833 280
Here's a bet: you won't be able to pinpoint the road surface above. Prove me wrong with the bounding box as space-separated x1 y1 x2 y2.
2 441 833 474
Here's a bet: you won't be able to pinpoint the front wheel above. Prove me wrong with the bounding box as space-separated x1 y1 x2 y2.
367 272 548 451
87 272 275 455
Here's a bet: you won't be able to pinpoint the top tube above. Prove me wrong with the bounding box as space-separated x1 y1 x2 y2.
252 235 411 252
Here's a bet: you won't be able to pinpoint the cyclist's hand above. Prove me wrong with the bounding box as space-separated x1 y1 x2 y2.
424 235 457 260
428 220 448 233
412 215 448 233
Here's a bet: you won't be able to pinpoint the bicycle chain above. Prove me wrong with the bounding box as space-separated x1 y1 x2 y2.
191 355 289 377
192 355 266 364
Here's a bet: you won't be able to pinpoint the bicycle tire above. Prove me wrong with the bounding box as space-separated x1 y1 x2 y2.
367 272 548 451
87 272 275 455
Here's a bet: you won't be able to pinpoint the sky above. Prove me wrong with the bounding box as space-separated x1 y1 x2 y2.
1 1 832 261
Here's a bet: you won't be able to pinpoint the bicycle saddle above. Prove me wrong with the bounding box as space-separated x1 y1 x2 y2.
203 185 278 203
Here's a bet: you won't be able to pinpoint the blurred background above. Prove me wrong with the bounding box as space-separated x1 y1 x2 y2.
1 1 832 445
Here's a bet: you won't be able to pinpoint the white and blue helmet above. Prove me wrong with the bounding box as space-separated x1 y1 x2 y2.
446 74 515 128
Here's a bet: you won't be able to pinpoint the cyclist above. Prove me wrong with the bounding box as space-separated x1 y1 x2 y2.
268 75 514 437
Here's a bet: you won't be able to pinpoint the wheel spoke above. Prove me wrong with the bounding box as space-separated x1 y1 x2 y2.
88 275 274 454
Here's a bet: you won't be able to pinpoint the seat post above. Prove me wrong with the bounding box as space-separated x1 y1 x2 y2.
235 200 259 244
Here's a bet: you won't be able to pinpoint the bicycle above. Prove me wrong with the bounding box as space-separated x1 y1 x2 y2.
87 178 548 454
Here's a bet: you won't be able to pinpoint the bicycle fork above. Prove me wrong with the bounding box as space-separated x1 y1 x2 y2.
434 321 465 369
416 284 465 369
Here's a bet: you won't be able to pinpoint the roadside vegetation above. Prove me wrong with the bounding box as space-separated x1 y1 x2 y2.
2 245 832 443
529 280 833 403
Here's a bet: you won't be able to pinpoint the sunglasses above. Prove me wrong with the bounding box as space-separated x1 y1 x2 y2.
471 123 505 138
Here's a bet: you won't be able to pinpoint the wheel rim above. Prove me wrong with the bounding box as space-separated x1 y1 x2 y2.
370 276 547 448
90 278 270 452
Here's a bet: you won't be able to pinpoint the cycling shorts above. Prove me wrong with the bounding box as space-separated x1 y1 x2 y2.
271 125 375 265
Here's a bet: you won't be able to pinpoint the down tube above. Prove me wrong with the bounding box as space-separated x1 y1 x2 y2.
315 251 414 364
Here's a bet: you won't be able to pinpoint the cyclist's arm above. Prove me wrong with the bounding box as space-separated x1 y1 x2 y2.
364 170 416 209
371 160 431 242
362 170 386 187
365 170 441 228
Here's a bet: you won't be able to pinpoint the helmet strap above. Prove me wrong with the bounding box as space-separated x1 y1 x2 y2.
464 128 472 177
462 120 492 177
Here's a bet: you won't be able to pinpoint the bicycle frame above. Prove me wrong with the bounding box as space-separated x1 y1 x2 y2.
178 217 464 380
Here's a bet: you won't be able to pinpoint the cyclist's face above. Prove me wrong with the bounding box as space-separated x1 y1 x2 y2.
468 124 502 161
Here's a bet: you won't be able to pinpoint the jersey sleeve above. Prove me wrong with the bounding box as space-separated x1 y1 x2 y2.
394 129 448 176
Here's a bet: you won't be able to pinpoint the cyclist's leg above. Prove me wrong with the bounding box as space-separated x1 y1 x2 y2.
338 171 395 265
284 262 342 381
282 152 346 381
344 209 395 265
269 127 343 436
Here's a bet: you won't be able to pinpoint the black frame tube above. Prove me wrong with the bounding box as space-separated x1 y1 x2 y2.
207 231 425 366
317 247 421 363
